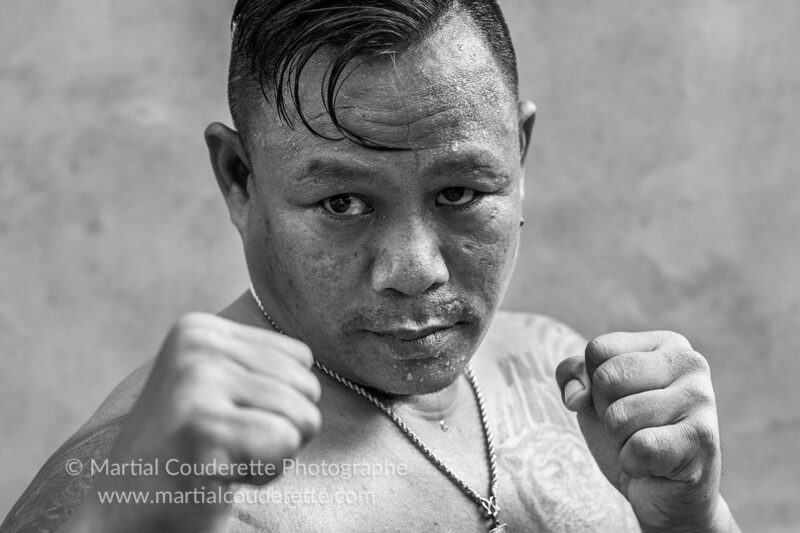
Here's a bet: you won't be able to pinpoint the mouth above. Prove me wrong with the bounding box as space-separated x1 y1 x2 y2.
375 324 452 341
367 323 460 357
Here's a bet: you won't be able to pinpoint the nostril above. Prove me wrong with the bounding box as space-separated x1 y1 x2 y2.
371 251 449 296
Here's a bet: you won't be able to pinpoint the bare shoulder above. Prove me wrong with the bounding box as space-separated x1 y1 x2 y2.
473 311 641 531
0 361 153 533
474 310 587 440
76 359 154 436
483 310 587 372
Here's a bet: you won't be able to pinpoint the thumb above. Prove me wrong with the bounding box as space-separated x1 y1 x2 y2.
555 355 593 412
556 356 623 492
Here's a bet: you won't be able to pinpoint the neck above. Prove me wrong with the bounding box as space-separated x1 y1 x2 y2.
385 376 465 422
218 291 268 328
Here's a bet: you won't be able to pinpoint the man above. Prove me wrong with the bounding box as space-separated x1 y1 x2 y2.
3 1 740 531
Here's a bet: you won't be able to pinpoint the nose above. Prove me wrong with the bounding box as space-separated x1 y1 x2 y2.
370 216 449 296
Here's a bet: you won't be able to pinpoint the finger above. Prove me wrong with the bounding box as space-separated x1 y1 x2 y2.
555 356 592 412
619 421 718 481
229 373 322 443
181 324 321 402
178 313 314 367
221 336 322 402
223 320 314 368
591 349 693 414
585 331 692 379
603 387 698 451
224 410 306 485
591 349 712 418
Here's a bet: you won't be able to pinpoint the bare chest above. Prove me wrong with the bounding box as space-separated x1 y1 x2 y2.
226 395 636 532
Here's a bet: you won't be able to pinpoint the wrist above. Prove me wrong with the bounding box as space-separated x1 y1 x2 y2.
703 496 740 533
639 494 740 533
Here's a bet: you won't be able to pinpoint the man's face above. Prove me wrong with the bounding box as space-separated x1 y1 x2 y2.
241 14 525 395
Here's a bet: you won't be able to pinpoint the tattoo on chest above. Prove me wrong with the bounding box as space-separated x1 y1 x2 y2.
492 350 637 530
495 349 575 444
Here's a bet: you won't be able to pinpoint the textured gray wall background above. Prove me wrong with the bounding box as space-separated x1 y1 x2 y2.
1 1 797 530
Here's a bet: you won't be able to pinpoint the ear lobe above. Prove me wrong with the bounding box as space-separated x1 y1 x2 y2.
204 122 252 235
518 100 537 166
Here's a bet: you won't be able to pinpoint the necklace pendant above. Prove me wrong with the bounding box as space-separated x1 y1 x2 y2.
489 523 508 533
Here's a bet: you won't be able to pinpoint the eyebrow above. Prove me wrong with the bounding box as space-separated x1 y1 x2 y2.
291 158 379 189
424 152 509 180
290 150 509 189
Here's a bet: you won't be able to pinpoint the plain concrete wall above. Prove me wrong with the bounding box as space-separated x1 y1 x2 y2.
1 1 797 530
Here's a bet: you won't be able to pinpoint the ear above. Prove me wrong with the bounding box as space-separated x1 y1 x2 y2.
204 122 252 237
518 100 537 166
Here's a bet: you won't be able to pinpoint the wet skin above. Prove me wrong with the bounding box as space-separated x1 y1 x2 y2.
0 10 739 533
208 11 534 398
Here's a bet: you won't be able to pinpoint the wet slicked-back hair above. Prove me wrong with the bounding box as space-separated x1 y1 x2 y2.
228 0 518 149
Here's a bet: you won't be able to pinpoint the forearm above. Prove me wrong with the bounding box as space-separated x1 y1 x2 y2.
55 489 231 533
56 499 106 533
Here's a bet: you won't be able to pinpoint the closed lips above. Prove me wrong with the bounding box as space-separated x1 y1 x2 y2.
372 325 453 341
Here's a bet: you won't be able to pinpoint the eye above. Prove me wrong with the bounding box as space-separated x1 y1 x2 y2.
321 194 373 217
436 187 477 207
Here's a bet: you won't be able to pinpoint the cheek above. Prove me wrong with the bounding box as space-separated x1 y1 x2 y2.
448 205 519 309
450 203 520 293
265 219 364 302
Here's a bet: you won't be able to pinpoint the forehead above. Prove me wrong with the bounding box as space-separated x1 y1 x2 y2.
249 11 518 173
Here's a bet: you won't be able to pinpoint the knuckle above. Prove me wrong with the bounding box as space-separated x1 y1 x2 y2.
586 337 605 356
586 337 610 365
273 336 314 366
179 358 226 389
174 313 211 334
293 342 314 366
172 322 216 354
683 350 711 374
629 429 660 461
235 415 303 470
306 373 322 403
278 362 321 401
681 382 715 409
270 417 304 455
688 421 718 451
592 362 623 396
183 359 211 382
304 404 323 436
604 400 629 435
181 410 229 449
280 393 322 441
660 330 691 349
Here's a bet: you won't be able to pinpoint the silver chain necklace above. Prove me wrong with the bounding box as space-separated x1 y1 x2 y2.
249 284 506 532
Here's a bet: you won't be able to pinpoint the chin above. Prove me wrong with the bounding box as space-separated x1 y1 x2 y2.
313 325 481 395
362 353 470 396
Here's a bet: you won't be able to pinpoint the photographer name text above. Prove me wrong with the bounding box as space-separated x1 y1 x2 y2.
85 458 407 479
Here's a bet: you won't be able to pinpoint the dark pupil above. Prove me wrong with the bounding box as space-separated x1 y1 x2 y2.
442 188 464 202
329 195 352 214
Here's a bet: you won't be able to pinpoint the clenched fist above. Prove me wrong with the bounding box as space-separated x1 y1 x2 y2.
556 331 740 533
61 313 321 533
